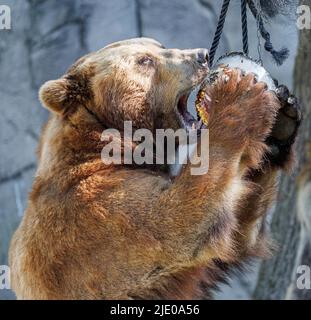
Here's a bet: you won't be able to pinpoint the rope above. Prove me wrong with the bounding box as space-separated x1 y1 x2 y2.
247 0 289 65
241 0 249 55
254 0 263 64
208 0 289 67
209 0 231 67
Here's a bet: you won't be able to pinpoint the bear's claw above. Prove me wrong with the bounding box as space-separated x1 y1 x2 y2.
265 84 302 168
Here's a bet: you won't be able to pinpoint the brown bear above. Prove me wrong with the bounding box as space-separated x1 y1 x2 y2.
9 38 301 299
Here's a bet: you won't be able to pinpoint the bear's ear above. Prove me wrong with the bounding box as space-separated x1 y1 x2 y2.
39 78 71 114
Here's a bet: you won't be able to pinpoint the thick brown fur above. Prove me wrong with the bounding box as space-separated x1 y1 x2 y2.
9 38 299 300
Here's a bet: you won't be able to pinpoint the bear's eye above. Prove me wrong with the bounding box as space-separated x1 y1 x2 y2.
137 56 154 67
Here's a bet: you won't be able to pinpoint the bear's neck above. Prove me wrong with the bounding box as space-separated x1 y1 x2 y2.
36 110 167 191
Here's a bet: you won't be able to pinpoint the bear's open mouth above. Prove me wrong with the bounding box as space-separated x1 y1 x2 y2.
177 93 197 129
176 86 211 130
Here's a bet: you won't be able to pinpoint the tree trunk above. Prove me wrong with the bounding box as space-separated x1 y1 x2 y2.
254 0 311 300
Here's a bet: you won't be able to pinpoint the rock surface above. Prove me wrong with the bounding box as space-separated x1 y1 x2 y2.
0 0 298 300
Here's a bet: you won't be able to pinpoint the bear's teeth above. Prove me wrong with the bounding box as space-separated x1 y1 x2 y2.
195 87 211 127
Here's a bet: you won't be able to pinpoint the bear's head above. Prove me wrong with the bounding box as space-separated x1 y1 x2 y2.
39 38 209 132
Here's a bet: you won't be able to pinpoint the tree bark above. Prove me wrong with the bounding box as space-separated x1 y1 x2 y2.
254 0 311 300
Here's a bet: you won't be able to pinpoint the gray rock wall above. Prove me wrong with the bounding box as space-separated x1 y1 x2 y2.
0 0 298 299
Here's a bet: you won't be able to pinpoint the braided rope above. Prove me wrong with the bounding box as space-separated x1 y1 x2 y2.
209 0 231 67
241 0 249 55
247 0 289 65
209 0 289 67
254 0 263 64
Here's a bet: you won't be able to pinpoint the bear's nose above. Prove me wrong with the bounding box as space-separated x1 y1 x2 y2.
196 49 209 66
